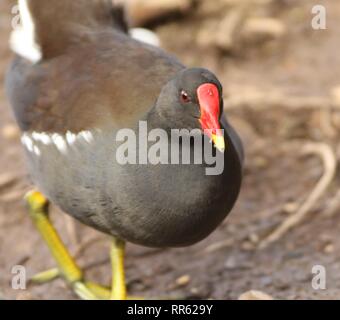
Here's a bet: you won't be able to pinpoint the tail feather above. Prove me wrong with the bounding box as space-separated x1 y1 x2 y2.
10 0 128 62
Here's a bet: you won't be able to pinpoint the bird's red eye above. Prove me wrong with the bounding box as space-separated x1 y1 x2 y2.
180 90 191 103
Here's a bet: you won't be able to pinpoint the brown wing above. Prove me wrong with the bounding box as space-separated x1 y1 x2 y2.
6 31 183 134
6 0 183 133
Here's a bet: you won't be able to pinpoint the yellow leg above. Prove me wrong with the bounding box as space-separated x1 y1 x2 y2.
30 268 111 300
26 190 140 300
25 190 96 299
110 237 127 300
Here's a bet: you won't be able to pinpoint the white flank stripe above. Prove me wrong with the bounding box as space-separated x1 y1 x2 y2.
66 131 77 144
33 145 41 156
51 134 68 154
32 132 51 145
22 130 95 155
21 134 33 152
80 131 94 143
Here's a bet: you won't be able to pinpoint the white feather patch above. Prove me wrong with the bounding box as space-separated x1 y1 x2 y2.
10 0 42 63
130 28 161 47
31 132 51 145
21 130 95 155
21 134 33 152
51 134 68 154
79 131 94 144
33 145 41 156
66 131 77 144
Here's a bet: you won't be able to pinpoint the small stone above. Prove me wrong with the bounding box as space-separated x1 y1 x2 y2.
283 202 299 214
238 290 274 300
241 240 255 251
249 233 259 244
323 243 334 254
224 256 237 270
175 275 191 287
253 156 268 169
190 287 199 295
1 124 20 140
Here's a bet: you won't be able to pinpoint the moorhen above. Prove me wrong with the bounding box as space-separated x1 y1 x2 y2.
6 0 243 299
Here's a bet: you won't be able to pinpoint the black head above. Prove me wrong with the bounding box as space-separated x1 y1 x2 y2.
155 68 225 151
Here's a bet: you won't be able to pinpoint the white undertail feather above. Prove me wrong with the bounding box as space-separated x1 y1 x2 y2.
10 0 42 63
9 1 160 63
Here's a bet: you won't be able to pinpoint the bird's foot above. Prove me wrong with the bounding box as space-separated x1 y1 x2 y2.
29 267 60 283
30 268 143 300
29 268 99 299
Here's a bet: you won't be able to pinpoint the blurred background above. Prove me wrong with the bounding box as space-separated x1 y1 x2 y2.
1 0 340 300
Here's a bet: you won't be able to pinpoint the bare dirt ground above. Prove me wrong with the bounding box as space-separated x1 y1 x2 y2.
1 0 340 300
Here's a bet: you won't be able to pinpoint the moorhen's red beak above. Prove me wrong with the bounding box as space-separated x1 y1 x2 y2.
197 83 225 152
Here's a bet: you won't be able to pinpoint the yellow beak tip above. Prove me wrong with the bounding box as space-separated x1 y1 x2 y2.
211 134 226 152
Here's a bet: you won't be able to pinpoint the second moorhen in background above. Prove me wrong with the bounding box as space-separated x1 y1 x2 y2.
6 0 243 299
